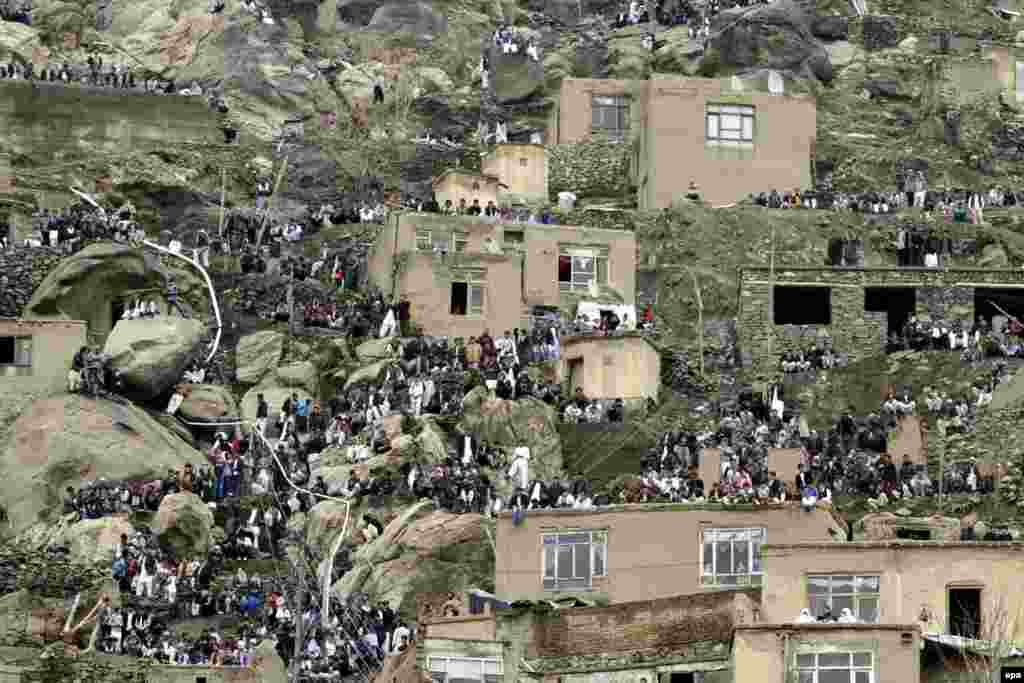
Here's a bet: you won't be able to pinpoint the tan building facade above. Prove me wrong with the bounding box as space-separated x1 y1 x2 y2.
481 144 549 202
493 504 845 604
549 76 816 208
432 169 503 211
761 542 1024 641
734 624 921 683
368 213 636 339
0 318 87 392
559 333 660 401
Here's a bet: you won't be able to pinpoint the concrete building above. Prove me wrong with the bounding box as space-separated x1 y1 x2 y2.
480 144 549 203
736 266 1024 377
431 169 504 212
558 333 661 402
368 213 636 339
548 76 816 208
493 504 845 604
0 318 87 392
760 541 1024 641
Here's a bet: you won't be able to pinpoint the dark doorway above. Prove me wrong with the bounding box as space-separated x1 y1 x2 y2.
111 301 126 326
773 286 831 325
450 282 468 316
865 287 916 346
948 587 981 638
975 288 1024 325
670 674 696 683
568 358 583 394
896 527 931 540
0 337 13 364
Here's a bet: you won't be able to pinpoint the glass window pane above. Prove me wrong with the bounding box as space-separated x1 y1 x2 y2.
798 673 814 683
483 660 500 675
720 128 741 140
858 598 878 623
469 285 484 310
832 576 855 594
808 576 830 594
751 540 762 572
796 654 815 668
721 114 741 130
544 546 556 578
574 543 591 579
592 106 603 128
430 658 446 672
446 658 479 679
742 116 753 141
819 672 851 683
543 535 557 545
557 546 572 579
733 540 749 574
832 596 854 616
852 653 872 667
856 576 879 593
706 115 719 139
592 542 605 577
819 653 850 668
854 671 871 683
703 541 714 574
809 596 829 619
716 541 733 574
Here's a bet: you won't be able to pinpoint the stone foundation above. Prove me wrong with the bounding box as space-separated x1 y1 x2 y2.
0 247 66 318
547 142 632 201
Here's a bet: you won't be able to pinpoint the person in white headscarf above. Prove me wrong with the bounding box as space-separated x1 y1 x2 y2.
838 608 858 624
796 608 816 623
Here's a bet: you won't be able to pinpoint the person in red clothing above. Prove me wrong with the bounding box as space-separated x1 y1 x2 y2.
641 304 654 330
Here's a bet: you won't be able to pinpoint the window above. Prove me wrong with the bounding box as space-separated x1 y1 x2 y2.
796 652 873 683
558 246 609 292
1016 60 1024 101
542 531 606 591
452 232 469 253
519 157 529 167
0 336 31 367
773 286 832 325
701 528 763 586
949 587 981 638
706 104 755 145
451 270 486 316
416 229 432 251
472 181 481 191
428 656 502 683
807 575 880 623
503 230 524 246
591 95 630 140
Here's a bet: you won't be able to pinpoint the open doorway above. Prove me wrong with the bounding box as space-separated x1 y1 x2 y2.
669 671 695 682
948 587 981 638
896 527 931 540
865 287 915 349
450 282 468 316
567 358 583 394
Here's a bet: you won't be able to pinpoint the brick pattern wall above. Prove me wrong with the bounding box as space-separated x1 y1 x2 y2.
548 142 632 201
0 247 66 318
530 590 754 658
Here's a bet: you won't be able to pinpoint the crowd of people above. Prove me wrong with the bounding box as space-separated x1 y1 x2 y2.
25 202 141 251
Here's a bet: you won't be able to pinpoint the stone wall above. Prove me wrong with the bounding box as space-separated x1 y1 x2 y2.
0 247 66 318
0 543 108 601
737 267 1024 377
547 142 632 201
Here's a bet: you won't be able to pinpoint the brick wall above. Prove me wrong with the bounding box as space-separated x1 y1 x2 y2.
529 590 758 658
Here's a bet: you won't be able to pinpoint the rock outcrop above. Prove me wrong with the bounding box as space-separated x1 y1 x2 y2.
152 492 214 559
104 317 206 401
250 637 288 683
0 395 205 534
367 2 447 40
236 330 285 384
56 517 137 566
176 384 239 424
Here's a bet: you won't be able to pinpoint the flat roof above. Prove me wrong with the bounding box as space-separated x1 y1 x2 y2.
561 331 658 347
399 212 636 235
495 502 817 518
736 623 920 632
431 168 502 187
763 541 1024 551
0 318 88 326
740 265 1024 274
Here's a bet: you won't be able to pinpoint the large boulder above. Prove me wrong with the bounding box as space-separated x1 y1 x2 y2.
250 637 288 683
492 49 545 104
176 384 239 424
458 387 563 483
104 317 206 401
811 15 849 40
355 338 397 364
56 517 137 566
0 395 204 534
367 2 447 40
23 243 206 345
152 492 214 559
709 1 832 82
337 0 386 25
271 361 319 394
345 360 390 389
236 330 285 384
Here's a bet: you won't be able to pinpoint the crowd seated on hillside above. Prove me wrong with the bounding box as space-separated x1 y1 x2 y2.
779 346 842 373
890 316 1024 362
0 0 31 25
24 202 140 251
0 56 193 95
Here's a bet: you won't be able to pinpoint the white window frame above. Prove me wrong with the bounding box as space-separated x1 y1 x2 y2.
1016 60 1024 101
706 103 755 146
451 270 486 317
542 530 607 591
427 655 503 683
591 95 630 140
452 231 469 253
700 528 764 587
558 246 609 292
807 575 880 623
795 652 874 683
0 336 32 367
416 229 432 251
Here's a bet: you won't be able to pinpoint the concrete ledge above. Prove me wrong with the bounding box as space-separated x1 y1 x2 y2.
735 623 920 631
762 541 1024 550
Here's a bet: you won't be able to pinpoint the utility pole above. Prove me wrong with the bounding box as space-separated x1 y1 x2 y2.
217 167 227 237
766 225 776 364
937 418 946 510
689 268 704 379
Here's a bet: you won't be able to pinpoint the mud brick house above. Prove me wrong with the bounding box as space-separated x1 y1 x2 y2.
420 589 759 683
558 332 661 402
432 169 504 212
0 318 87 392
736 266 1024 377
548 76 816 208
480 144 549 203
368 213 636 339
493 504 845 605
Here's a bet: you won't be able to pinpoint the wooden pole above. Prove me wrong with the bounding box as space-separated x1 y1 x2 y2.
767 225 776 366
255 156 289 249
217 167 227 237
690 268 704 379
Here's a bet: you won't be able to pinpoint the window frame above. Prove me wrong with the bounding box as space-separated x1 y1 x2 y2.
806 575 880 623
795 651 874 683
558 246 610 293
591 94 630 140
541 530 607 592
451 270 486 317
0 336 32 367
416 229 432 251
700 528 764 587
427 655 503 683
705 103 756 146
452 231 469 254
